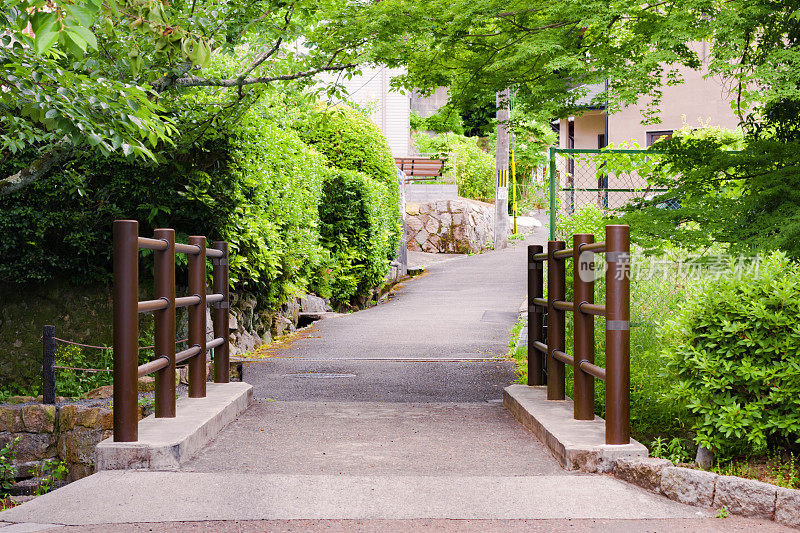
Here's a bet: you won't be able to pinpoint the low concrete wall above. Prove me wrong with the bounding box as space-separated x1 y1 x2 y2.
503 384 647 473
613 457 800 529
404 184 458 203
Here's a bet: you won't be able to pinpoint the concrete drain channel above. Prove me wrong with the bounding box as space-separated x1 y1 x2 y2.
286 372 357 379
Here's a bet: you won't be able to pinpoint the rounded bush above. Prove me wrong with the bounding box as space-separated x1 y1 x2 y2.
663 251 800 457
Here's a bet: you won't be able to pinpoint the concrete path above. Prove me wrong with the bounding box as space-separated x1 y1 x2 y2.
0 220 785 531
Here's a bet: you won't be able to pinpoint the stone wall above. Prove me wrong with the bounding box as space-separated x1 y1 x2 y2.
405 199 498 254
0 401 145 484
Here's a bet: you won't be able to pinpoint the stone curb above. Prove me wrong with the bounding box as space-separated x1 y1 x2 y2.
503 385 647 473
95 382 252 471
612 457 800 529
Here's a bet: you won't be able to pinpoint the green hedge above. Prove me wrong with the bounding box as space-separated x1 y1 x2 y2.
292 104 399 190
663 252 800 458
0 95 399 308
319 168 395 302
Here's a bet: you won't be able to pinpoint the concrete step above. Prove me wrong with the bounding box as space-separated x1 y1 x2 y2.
0 471 710 526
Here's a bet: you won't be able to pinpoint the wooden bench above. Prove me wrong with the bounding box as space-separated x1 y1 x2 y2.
395 157 446 183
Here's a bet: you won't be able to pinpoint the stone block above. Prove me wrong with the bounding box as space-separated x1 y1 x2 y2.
138 376 156 392
84 385 113 399
299 294 328 314
405 203 420 216
59 427 104 464
58 404 78 432
775 486 800 528
0 406 24 433
414 229 429 246
65 462 95 483
76 407 103 429
21 404 56 433
11 432 57 462
406 216 423 232
713 475 777 519
613 456 673 492
424 217 439 234
422 240 438 253
6 396 35 405
99 409 114 431
660 466 717 507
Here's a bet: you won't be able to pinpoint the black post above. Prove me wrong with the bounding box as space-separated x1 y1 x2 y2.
42 325 55 404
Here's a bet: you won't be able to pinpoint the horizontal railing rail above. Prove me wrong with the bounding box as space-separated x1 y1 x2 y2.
113 220 231 442
526 225 631 444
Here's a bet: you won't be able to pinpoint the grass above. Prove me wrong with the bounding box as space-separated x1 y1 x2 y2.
711 449 800 490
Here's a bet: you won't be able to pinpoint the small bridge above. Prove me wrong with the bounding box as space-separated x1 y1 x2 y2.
0 217 776 530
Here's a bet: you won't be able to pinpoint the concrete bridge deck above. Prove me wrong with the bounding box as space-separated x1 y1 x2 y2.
0 221 784 531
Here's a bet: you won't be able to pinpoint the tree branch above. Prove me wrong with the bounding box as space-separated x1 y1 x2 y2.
235 4 296 83
169 62 358 89
0 143 71 197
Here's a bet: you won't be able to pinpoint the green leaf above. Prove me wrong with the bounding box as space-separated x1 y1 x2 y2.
68 25 98 51
86 133 102 146
66 5 94 28
34 28 60 55
61 31 87 58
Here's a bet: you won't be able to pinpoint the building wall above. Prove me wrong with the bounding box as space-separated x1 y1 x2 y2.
411 87 450 118
609 61 739 146
328 66 410 158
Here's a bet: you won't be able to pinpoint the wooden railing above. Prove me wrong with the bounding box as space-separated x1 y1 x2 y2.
112 220 230 442
527 225 631 444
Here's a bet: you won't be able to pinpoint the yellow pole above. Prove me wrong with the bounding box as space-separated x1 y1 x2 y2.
512 148 518 234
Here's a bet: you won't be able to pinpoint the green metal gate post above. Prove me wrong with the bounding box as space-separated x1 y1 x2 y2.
549 147 556 240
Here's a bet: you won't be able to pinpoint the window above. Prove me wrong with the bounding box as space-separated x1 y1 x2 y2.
647 130 673 146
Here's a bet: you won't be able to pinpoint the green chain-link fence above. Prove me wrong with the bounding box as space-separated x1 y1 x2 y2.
544 147 675 239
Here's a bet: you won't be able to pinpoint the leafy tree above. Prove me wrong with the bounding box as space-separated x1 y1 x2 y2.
620 1 800 256
0 0 383 195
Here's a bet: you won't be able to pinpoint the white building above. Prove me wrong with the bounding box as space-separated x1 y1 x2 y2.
325 66 411 158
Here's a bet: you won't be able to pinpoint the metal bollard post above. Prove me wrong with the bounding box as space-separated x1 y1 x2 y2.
154 228 176 418
573 233 595 420
212 241 230 383
188 236 207 398
527 245 545 385
605 225 631 444
42 325 55 404
546 240 566 400
113 220 140 442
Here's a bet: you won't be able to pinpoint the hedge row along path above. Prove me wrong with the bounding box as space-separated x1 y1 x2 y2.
0 217 785 531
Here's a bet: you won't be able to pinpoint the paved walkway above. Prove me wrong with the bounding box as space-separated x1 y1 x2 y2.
0 222 786 531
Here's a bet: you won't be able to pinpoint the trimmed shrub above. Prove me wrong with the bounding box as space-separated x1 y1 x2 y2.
663 251 800 458
292 104 399 190
0 95 329 307
413 132 495 200
319 168 395 303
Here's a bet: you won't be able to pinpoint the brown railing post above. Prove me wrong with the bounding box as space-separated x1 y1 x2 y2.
212 241 230 383
42 325 56 404
527 245 545 385
153 228 176 418
188 236 207 398
573 233 595 420
113 220 140 441
605 225 631 444
546 240 566 400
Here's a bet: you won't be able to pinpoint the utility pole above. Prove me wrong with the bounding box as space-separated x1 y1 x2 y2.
494 89 510 250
